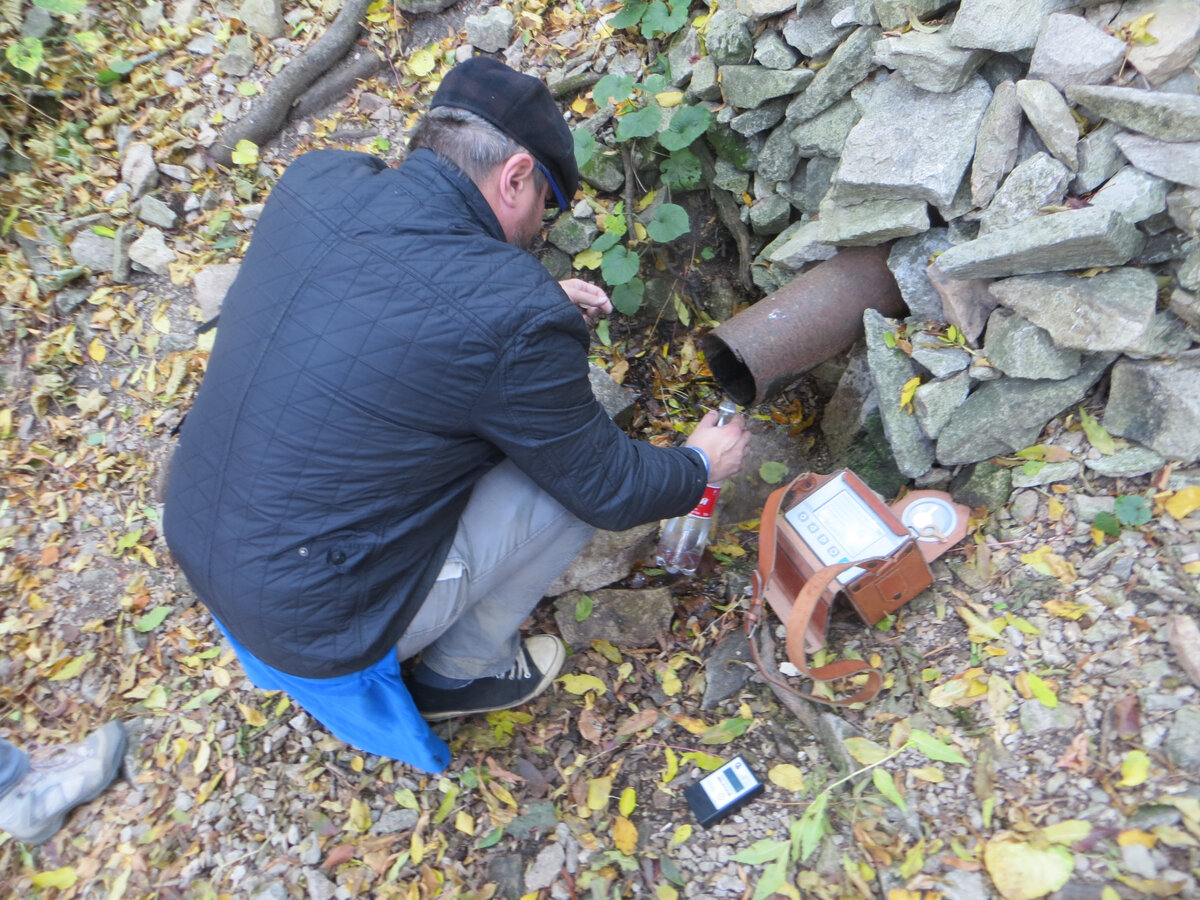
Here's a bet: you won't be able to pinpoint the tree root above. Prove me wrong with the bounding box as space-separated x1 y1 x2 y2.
210 0 378 168
693 142 753 290
292 44 386 121
549 70 602 100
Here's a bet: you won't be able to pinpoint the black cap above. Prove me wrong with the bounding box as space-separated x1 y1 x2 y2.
430 57 579 210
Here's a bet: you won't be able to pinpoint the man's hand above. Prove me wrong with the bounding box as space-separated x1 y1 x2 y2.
685 409 750 483
560 279 612 324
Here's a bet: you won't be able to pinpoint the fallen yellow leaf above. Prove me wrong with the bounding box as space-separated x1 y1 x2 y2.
983 835 1074 900
613 815 638 854
768 763 806 792
1165 487 1200 520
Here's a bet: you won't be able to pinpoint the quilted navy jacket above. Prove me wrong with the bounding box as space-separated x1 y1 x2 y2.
164 148 707 679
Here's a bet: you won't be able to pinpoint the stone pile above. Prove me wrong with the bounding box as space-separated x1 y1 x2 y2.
549 0 1200 483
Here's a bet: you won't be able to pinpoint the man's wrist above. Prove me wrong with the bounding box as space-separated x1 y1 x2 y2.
684 446 711 479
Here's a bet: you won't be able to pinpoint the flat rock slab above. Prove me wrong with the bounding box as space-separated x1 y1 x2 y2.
978 152 1071 236
721 65 814 110
971 80 1022 208
887 229 953 322
1090 165 1169 224
1027 12 1127 90
1112 133 1200 189
1104 353 1200 462
948 0 1074 52
1114 0 1200 87
986 267 1158 353
834 74 992 207
1015 79 1078 170
935 354 1113 465
553 587 675 648
872 30 988 94
864 309 935 478
1074 121 1125 193
932 206 1144 279
818 194 929 245
1066 84 1200 143
983 308 1081 380
787 26 880 123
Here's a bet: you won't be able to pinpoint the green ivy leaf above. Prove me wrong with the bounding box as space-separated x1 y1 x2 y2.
595 319 611 346
478 827 504 849
1021 459 1046 476
608 0 648 30
572 129 596 168
611 278 645 315
758 461 788 484
660 148 702 190
108 58 135 75
6 37 44 75
601 245 641 285
752 852 789 900
575 594 594 622
591 230 622 253
1092 511 1121 537
640 0 689 38
659 105 711 151
642 73 669 93
647 203 689 242
700 246 715 260
1114 494 1152 527
616 105 662 142
593 73 636 108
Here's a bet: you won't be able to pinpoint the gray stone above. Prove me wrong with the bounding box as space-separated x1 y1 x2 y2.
913 371 970 439
1073 121 1125 193
721 65 814 110
1126 310 1194 357
984 308 1082 380
370 808 419 835
125 229 171 279
872 0 954 29
69 231 115 273
702 632 755 709
553 588 675 648
1104 354 1200 462
834 74 992 207
140 2 164 31
1167 186 1200 233
1180 251 1200 291
547 215 598 254
1015 79 1079 171
121 142 158 200
1011 459 1081 487
791 97 860 158
1170 287 1200 331
508 802 558 840
872 30 988 94
587 362 636 426
936 354 1113 465
1164 706 1200 771
218 33 255 77
911 340 972 377
864 309 935 477
926 265 997 343
136 195 177 230
1068 85 1200 144
750 194 792 234
706 9 754 65
686 57 721 102
667 29 702 87
987 267 1159 352
786 26 881 123
948 0 1075 52
887 230 953 322
731 100 787 135
1019 699 1081 732
546 522 653 597
1085 446 1167 477
971 80 1023 208
821 346 879 457
465 7 513 53
756 122 802 182
762 219 838 268
950 461 1012 511
754 31 799 70
933 207 1144 279
1090 166 1170 224
783 3 852 59
979 152 1071 236
193 263 241 321
525 843 565 892
1113 0 1200 87
1114 133 1200 189
1027 13 1127 90
579 149 624 192
736 0 796 20
817 194 929 246
238 0 284 38
713 158 751 194
395 0 458 12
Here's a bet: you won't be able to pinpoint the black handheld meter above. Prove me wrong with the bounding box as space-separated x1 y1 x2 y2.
683 756 764 828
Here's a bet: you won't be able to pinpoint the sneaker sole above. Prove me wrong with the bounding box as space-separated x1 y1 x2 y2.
419 639 565 722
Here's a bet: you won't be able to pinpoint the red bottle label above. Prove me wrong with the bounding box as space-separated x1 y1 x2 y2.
689 484 722 519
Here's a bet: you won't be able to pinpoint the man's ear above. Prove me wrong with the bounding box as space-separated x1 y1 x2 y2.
495 152 536 209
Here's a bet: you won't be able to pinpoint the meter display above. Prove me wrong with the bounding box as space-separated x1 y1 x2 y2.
782 473 907 584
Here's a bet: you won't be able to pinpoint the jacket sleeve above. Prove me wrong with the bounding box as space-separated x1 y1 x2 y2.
470 300 708 532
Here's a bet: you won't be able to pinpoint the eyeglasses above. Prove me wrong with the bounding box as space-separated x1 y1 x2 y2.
533 159 568 211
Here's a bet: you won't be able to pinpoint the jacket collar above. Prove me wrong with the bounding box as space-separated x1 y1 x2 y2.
399 148 508 244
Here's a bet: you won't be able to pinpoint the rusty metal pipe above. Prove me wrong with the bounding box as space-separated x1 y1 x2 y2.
701 245 906 406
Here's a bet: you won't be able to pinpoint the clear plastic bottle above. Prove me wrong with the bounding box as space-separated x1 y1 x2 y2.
655 401 738 575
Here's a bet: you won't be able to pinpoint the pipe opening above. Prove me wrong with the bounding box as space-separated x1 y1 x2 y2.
701 334 757 407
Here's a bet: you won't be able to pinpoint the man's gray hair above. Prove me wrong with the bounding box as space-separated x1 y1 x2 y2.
409 106 547 192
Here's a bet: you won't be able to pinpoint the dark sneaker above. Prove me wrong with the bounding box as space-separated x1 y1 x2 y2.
0 721 126 845
412 635 565 722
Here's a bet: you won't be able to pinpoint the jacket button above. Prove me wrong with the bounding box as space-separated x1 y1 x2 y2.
329 550 347 566
298 547 309 557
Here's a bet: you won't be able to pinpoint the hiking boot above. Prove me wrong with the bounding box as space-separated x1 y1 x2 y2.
411 635 565 722
0 721 126 845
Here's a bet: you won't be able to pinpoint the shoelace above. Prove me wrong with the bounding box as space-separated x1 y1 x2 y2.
500 650 531 681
